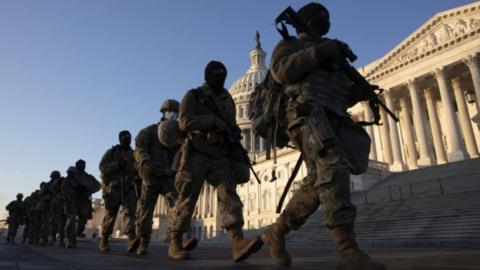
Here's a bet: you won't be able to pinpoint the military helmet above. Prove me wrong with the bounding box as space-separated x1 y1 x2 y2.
157 120 186 147
67 166 77 175
16 193 23 200
50 170 61 179
160 99 180 113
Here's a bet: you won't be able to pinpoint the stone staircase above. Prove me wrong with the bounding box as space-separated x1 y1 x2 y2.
208 158 480 248
285 190 480 248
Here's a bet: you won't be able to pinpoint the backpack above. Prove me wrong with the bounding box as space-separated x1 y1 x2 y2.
248 70 289 149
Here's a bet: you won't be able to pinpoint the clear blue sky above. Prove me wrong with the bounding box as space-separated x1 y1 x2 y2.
0 0 475 218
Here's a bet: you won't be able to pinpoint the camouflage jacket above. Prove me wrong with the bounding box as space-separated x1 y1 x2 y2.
179 83 240 158
270 33 354 118
5 200 25 218
135 123 177 182
99 145 139 190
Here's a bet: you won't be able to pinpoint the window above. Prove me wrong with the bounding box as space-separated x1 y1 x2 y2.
262 190 271 211
248 193 256 212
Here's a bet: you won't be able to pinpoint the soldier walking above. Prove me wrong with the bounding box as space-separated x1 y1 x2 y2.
98 130 140 252
49 170 66 246
168 61 262 261
261 3 386 270
131 100 197 256
5 193 25 243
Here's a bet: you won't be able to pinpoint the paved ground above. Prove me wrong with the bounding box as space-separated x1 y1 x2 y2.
1 240 480 270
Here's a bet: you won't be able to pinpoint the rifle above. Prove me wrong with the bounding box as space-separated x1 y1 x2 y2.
275 7 399 125
194 89 261 184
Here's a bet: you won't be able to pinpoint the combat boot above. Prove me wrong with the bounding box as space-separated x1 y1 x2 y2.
227 226 263 262
126 233 139 253
98 236 110 252
261 218 292 267
66 237 76 249
331 224 386 270
183 237 198 251
58 237 65 247
168 233 188 260
49 236 56 246
136 237 149 256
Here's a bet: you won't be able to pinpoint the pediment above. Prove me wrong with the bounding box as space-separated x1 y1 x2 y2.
363 2 480 81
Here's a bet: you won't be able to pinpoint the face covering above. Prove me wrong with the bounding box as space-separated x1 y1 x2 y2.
164 111 178 121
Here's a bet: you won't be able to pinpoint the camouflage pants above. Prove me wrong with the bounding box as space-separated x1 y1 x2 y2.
101 187 137 237
28 211 40 244
280 117 357 230
76 198 92 236
169 151 244 234
50 202 66 241
64 200 82 239
39 210 51 244
7 218 21 242
136 177 175 240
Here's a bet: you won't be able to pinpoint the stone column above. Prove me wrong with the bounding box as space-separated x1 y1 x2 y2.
451 77 479 158
250 129 255 153
406 79 432 166
364 102 377 160
424 87 447 164
379 107 393 164
433 68 465 161
399 97 418 169
464 54 480 114
384 90 405 171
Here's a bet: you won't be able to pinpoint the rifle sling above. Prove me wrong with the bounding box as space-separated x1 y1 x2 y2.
276 153 304 213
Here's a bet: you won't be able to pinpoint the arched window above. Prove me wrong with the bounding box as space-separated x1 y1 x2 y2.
262 190 271 210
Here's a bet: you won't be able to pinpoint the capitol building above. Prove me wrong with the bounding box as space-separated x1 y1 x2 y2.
88 2 480 241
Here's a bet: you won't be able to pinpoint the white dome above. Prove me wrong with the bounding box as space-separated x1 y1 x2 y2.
229 32 268 97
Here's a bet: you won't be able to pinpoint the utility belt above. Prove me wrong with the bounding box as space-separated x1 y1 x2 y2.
188 131 228 145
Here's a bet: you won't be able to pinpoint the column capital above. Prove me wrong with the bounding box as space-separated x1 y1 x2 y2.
463 54 480 68
432 67 446 79
450 76 462 90
405 79 418 91
424 87 434 100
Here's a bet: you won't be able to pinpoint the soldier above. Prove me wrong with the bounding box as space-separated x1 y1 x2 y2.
98 130 139 252
74 159 100 238
27 190 41 244
38 181 53 246
168 61 262 261
5 193 25 243
62 166 80 248
262 3 386 270
132 100 197 256
21 194 31 244
49 170 66 246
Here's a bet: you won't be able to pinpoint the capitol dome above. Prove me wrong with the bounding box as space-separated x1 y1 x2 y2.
229 32 268 155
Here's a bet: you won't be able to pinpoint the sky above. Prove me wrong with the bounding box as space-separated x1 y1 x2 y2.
0 0 475 218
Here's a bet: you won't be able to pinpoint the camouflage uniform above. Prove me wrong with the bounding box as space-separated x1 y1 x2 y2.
169 63 262 261
134 123 178 251
74 160 99 238
98 135 139 252
5 194 25 243
38 182 53 245
27 191 41 244
262 3 386 270
62 166 100 248
49 172 66 246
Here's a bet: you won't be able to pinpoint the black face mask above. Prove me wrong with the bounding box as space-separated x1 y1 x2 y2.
76 163 85 172
308 10 330 37
204 61 227 90
206 69 227 90
119 135 131 147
